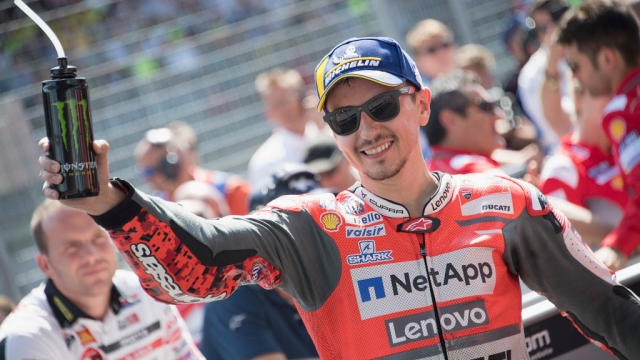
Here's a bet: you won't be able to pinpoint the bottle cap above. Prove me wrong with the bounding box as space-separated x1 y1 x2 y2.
50 57 77 79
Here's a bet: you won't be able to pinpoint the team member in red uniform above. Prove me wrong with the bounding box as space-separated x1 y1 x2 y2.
425 71 506 175
558 0 640 270
38 37 640 359
538 83 627 246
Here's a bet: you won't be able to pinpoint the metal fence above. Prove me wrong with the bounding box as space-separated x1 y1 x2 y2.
0 0 516 299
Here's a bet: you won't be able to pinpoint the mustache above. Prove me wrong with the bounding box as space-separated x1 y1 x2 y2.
356 133 397 151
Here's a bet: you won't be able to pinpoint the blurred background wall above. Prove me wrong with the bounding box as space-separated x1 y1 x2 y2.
0 0 518 300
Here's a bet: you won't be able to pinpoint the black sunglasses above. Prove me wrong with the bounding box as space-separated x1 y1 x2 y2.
473 97 498 115
323 86 416 136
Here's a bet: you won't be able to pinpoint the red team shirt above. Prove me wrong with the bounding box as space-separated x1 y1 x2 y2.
538 136 627 210
427 146 504 175
600 66 640 256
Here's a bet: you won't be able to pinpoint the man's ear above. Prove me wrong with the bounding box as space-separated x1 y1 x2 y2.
438 108 460 132
36 253 53 279
597 47 617 73
417 88 431 126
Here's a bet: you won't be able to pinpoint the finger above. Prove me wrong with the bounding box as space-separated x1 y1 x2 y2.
39 168 63 185
38 154 60 173
38 137 51 152
92 140 111 185
42 181 59 200
93 139 110 155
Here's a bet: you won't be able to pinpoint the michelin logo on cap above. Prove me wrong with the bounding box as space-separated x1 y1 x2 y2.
315 37 423 111
325 46 382 85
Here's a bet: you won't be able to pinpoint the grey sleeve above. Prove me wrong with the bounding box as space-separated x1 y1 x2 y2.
93 184 341 311
502 199 640 359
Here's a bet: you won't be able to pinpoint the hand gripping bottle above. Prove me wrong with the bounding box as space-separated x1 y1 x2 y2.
42 57 100 198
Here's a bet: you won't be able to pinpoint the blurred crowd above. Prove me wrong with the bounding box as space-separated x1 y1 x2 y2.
2 0 640 358
0 0 340 93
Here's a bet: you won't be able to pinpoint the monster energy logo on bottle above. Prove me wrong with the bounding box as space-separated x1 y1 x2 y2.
53 99 90 152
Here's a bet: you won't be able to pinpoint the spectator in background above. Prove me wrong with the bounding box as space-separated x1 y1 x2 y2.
303 135 359 192
502 15 540 100
200 165 320 360
456 44 497 90
538 81 626 246
558 0 640 270
0 296 14 325
248 68 317 188
456 44 542 166
426 71 507 175
518 0 573 154
406 19 457 86
134 124 251 215
406 18 458 161
0 200 202 359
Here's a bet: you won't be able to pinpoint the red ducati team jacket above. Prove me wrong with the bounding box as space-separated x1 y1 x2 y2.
600 66 640 256
538 136 627 210
92 172 640 360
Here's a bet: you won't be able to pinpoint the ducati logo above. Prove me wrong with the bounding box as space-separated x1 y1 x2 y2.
461 189 472 200
397 216 440 233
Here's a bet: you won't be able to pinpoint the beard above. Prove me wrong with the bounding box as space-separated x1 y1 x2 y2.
364 155 408 181
356 133 409 181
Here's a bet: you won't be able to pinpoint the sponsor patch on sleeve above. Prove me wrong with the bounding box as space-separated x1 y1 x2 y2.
619 130 640 174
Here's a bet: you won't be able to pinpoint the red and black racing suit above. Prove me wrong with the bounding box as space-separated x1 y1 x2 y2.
92 172 640 360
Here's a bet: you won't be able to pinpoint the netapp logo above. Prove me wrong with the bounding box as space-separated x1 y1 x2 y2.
131 244 225 303
351 248 496 320
357 262 493 301
346 224 386 238
346 240 393 265
481 204 511 212
386 300 488 346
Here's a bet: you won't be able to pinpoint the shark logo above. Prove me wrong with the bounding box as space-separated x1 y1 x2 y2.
360 241 374 253
53 99 90 153
346 240 393 265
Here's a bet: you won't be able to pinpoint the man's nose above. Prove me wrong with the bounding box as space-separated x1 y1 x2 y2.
358 111 382 139
81 243 100 262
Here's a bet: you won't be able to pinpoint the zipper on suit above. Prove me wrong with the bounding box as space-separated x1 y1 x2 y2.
418 235 449 360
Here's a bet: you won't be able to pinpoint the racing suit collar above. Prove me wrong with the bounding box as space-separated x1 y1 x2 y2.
350 172 454 218
422 172 454 215
44 278 126 328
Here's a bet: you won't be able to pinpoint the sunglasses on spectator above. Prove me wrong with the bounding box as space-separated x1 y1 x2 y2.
473 97 498 115
417 41 454 55
566 59 579 74
323 86 416 136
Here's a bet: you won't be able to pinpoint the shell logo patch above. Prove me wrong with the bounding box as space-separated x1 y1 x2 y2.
320 212 342 231
612 175 624 191
610 117 626 142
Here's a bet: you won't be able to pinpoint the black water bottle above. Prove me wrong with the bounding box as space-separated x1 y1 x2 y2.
42 57 100 199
